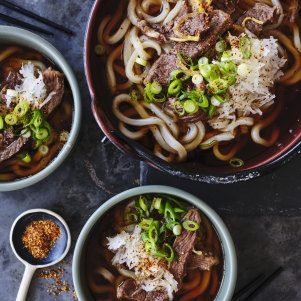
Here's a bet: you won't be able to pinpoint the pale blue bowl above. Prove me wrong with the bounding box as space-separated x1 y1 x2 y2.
73 185 237 301
0 26 81 191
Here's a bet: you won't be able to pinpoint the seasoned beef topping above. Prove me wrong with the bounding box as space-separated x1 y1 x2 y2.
0 130 14 148
236 3 280 36
41 67 65 116
212 0 237 15
168 208 201 287
164 98 208 123
117 278 169 301
145 10 233 85
0 136 28 163
187 252 219 271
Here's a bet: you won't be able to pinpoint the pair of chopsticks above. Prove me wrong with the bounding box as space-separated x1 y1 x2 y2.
232 267 283 301
0 0 74 37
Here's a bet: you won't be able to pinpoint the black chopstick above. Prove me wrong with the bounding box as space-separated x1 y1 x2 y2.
243 267 284 301
0 0 74 35
0 13 54 37
232 273 265 300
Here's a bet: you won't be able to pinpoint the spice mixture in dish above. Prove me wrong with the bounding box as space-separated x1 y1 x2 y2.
86 194 223 301
22 220 61 259
96 0 301 167
0 45 73 181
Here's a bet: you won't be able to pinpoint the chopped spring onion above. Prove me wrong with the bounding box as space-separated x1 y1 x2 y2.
217 33 226 53
136 57 147 66
35 128 49 140
95 44 105 56
21 128 31 138
17 152 31 163
153 197 163 210
139 218 153 230
164 202 176 222
13 101 29 118
198 57 209 68
144 82 153 103
197 94 209 108
240 36 252 59
209 64 220 81
150 249 167 258
174 101 185 116
38 145 49 156
126 212 138 222
152 93 166 103
229 157 244 168
32 139 42 150
211 95 221 107
213 93 230 103
149 221 159 243
173 224 182 236
183 220 199 231
237 63 250 77
150 82 162 95
5 113 17 125
33 111 43 128
221 50 232 61
192 74 204 86
208 79 229 94
208 104 216 118
168 79 182 96
162 194 187 211
178 52 194 67
174 207 185 213
184 100 198 114
166 221 180 231
200 64 212 78
170 69 190 81
219 61 237 75
163 243 175 262
129 86 141 101
0 116 3 130
224 75 236 86
60 131 69 142
139 195 149 211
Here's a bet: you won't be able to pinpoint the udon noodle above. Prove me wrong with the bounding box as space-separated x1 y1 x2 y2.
96 0 301 164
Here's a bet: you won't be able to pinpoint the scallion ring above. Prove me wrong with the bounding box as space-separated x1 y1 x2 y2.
208 104 216 118
197 94 209 108
126 212 138 223
60 131 69 142
214 93 230 103
229 157 244 168
174 101 185 116
38 145 49 156
170 69 190 81
240 36 252 59
219 61 237 75
208 79 229 94
5 113 17 125
163 243 175 262
184 100 198 114
168 79 182 96
150 82 162 95
200 64 212 78
13 101 29 118
149 221 159 243
129 86 141 102
198 57 209 69
17 152 31 163
178 52 194 68
35 128 49 140
183 220 199 231
139 218 153 230
217 33 226 53
152 92 166 103
0 116 3 130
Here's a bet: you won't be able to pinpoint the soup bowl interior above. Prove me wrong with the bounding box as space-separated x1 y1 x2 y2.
85 0 301 184
73 185 237 301
0 26 81 191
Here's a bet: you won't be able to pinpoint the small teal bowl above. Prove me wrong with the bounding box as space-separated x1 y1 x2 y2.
73 185 237 301
0 26 81 191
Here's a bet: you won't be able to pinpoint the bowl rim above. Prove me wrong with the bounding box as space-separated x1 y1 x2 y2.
72 185 237 301
0 26 81 191
84 0 301 184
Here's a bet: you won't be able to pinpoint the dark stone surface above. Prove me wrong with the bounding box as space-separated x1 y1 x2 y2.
0 1 300 301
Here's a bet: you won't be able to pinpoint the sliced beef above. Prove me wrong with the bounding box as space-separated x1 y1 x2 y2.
236 3 280 36
41 67 65 116
164 98 208 123
117 278 169 301
0 135 28 163
0 130 14 148
177 12 210 37
0 70 22 90
168 208 201 287
187 252 219 271
212 0 237 15
145 10 233 85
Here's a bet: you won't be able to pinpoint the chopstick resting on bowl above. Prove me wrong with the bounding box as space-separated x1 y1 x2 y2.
0 0 74 36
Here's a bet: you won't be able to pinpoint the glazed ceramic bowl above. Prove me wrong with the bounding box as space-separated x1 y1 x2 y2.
73 185 237 301
0 26 81 191
85 0 301 183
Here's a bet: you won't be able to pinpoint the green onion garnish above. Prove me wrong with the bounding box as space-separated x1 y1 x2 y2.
38 145 49 156
213 93 230 103
219 61 237 75
183 100 198 114
240 36 252 59
168 79 182 96
170 69 190 81
35 128 49 140
150 82 162 95
208 104 216 119
149 221 159 243
163 243 175 262
129 86 141 102
164 202 176 223
126 212 138 223
200 64 212 78
17 152 31 163
216 33 226 53
183 220 199 231
5 113 17 125
178 52 194 68
174 101 185 116
139 218 153 230
208 78 229 94
229 157 244 168
198 57 209 69
13 101 29 118
0 116 3 130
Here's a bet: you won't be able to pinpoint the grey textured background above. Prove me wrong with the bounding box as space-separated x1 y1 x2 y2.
0 1 300 301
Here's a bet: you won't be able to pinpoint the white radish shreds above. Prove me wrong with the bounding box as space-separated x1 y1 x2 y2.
107 225 178 300
15 62 47 108
212 34 286 129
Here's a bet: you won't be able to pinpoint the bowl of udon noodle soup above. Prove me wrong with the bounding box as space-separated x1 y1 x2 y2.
0 26 81 191
73 186 237 301
85 0 301 183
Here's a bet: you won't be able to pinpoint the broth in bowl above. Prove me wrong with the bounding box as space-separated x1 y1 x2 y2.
0 45 73 181
85 193 224 301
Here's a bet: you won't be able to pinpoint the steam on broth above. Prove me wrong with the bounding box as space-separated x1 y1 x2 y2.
0 45 73 181
86 194 224 301
96 0 301 167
